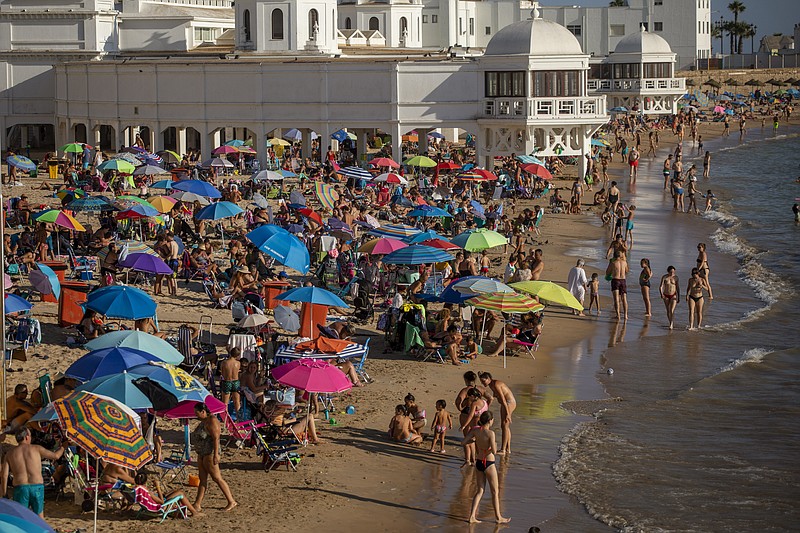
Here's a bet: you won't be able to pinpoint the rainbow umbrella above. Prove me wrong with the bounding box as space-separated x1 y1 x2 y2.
314 182 339 210
33 209 86 231
56 188 86 202
358 237 408 255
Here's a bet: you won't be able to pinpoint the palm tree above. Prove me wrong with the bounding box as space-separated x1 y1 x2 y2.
739 23 755 55
728 1 746 52
723 20 737 55
608 0 626 6
711 23 724 54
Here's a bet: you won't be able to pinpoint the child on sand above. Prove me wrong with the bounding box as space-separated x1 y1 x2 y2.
429 400 453 453
389 405 422 445
464 336 481 359
588 273 601 315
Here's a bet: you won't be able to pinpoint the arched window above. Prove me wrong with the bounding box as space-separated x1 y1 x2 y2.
243 9 251 41
369 17 379 31
400 17 408 39
309 9 319 39
345 17 352 30
271 9 284 40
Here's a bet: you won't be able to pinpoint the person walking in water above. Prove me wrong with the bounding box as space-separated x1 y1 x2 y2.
607 250 629 321
696 242 714 299
639 258 652 317
462 411 510 525
479 372 516 455
659 266 680 330
686 267 709 330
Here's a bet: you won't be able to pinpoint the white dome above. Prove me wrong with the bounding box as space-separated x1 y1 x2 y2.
614 27 673 55
484 12 583 57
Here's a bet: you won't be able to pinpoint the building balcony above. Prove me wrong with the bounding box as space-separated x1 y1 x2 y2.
587 77 685 93
482 96 607 120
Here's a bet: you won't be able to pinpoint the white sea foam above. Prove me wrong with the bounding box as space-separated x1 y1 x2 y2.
716 347 773 375
702 209 739 228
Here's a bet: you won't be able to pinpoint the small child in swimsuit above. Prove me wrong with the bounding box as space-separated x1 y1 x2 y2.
588 273 601 316
389 405 422 445
463 337 481 359
429 400 453 454
703 190 714 213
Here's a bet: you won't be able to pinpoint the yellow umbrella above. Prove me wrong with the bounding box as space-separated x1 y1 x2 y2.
511 281 583 311
147 195 178 214
268 138 290 146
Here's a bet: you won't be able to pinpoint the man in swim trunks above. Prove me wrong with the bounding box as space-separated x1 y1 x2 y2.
479 373 516 455
220 348 243 416
1 427 67 517
663 154 673 190
659 265 680 330
607 250 629 321
627 147 640 182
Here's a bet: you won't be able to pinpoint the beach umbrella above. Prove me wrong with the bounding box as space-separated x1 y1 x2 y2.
112 152 143 166
200 157 234 169
609 106 629 113
358 237 408 255
118 252 173 275
76 372 162 410
157 395 226 420
521 163 553 179
33 209 85 231
403 155 437 168
470 200 485 217
171 190 210 205
515 155 545 165
65 347 163 382
84 285 156 320
268 137 291 146
67 195 116 213
238 314 270 330
0 499 55 533
128 362 209 402
744 78 761 87
436 161 461 171
368 157 400 168
717 94 732 101
115 203 160 220
408 205 452 218
468 291 544 368
374 172 408 185
724 78 741 86
274 305 301 332
416 284 474 305
275 286 349 308
451 228 508 252
338 166 373 181
172 179 222 198
713 105 726 113
511 280 584 311
115 195 153 208
212 145 239 155
246 224 311 274
314 182 339 211
56 188 85 203
591 138 611 147
60 143 88 154
456 172 488 181
194 201 244 220
382 244 453 265
5 293 32 315
404 230 446 244
252 170 284 181
7 155 36 172
132 165 168 176
150 179 174 189
289 190 307 208
251 192 269 210
428 131 446 139
452 276 514 295
704 79 721 89
97 159 136 174
84 330 183 365
29 263 61 300
272 359 352 394
421 238 460 250
156 150 181 164
147 195 177 213
236 145 256 154
685 78 696 86
368 223 421 239
297 207 323 225
278 169 296 178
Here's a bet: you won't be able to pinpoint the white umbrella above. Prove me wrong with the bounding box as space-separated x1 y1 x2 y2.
170 191 210 205
252 170 284 181
274 305 300 333
201 157 234 168
238 314 270 329
251 192 269 209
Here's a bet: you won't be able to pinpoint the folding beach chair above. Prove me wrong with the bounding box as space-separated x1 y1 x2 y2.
353 337 372 384
250 428 301 473
154 450 189 487
134 486 187 522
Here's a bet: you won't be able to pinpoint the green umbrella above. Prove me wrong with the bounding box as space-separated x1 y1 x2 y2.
404 155 437 168
97 159 136 173
450 228 508 252
60 143 87 153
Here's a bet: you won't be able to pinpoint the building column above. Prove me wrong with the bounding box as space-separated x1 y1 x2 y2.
93 126 102 150
200 127 211 161
301 129 313 161
357 129 370 164
258 128 270 168
578 126 591 179
177 127 187 156
148 127 156 153
418 130 429 155
19 126 29 150
391 123 402 163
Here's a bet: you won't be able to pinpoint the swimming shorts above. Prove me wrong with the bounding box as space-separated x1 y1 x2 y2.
14 483 45 515
663 169 671 177
434 425 447 434
476 459 495 473
400 435 413 443
627 221 634 230
629 160 639 167
610 278 627 295
480 267 489 275
221 380 240 394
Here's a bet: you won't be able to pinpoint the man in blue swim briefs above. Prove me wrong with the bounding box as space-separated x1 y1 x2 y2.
1 427 67 517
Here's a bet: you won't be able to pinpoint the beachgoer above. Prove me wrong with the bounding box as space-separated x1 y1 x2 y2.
219 347 242 416
567 259 588 316
192 403 237 512
686 267 709 330
696 243 714 299
2 384 38 437
530 249 544 281
607 250 629 321
659 266 680 330
639 258 652 317
703 151 711 179
404 393 427 434
628 146 639 181
588 273 601 315
459 388 488 466
663 155 673 190
478 373 516 455
462 411 510 525
388 405 422 445
429 400 453 454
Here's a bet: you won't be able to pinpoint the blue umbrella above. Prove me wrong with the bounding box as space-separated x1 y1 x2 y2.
408 205 453 218
7 155 37 172
84 285 156 320
0 499 55 533
5 293 32 315
116 203 160 218
75 371 157 410
128 362 210 402
118 252 173 275
470 200 485 216
404 230 447 244
65 346 163 381
67 195 116 212
416 284 473 304
382 244 453 265
150 179 174 189
246 224 310 274
84 330 183 365
279 169 297 178
368 223 422 239
194 201 244 220
331 129 349 143
428 132 446 139
610 106 629 113
275 286 349 308
339 166 373 181
516 155 544 165
172 179 222 198
29 263 61 299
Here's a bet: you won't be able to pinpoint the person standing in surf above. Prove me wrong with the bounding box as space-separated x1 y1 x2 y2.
686 267 709 330
659 266 680 330
462 411 510 525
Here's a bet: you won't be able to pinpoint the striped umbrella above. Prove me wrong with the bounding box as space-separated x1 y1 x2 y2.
252 170 284 181
314 182 339 211
451 229 508 252
97 241 157 263
456 172 488 181
67 196 116 213
468 291 544 368
382 244 453 265
358 237 408 255
7 155 36 172
115 195 154 208
53 391 152 469
368 223 422 239
374 172 408 185
338 166 373 181
408 205 452 218
33 209 86 231
112 152 143 166
515 155 545 165
420 238 460 250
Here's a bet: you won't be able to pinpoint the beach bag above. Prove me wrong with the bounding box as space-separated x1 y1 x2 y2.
266 387 296 406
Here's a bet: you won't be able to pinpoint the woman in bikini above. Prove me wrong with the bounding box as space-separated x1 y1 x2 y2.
462 411 510 524
639 258 652 317
696 243 713 299
659 266 680 330
686 267 709 330
458 388 488 467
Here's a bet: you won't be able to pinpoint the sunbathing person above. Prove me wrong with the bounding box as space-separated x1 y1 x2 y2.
261 400 319 444
388 405 422 445
443 325 464 366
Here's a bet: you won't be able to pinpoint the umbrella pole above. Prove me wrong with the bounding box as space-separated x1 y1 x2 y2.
93 456 99 533
184 419 191 461
479 312 487 346
503 318 507 369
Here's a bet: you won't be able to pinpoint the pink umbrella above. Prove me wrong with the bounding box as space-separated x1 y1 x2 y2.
156 395 226 419
271 359 352 393
358 237 408 255
713 105 726 114
4 273 13 288
212 145 239 155
368 157 400 168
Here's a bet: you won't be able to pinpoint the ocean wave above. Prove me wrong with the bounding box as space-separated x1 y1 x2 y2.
715 347 773 375
702 209 739 228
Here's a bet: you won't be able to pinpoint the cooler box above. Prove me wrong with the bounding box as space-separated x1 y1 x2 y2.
58 281 90 327
262 281 291 310
40 261 69 303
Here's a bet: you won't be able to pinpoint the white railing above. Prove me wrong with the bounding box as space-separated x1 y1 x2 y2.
159 0 233 7
483 96 607 119
588 78 686 92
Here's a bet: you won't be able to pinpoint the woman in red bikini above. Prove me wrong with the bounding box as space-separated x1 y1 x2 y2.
462 411 510 525
459 388 488 466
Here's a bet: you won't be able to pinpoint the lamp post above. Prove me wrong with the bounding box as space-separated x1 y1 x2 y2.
751 25 757 55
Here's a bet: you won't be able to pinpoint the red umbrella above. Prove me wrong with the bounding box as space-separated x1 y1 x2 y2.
521 163 553 179
457 172 490 181
474 169 499 181
436 161 461 171
368 157 399 168
421 238 460 250
271 359 352 393
298 208 323 225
